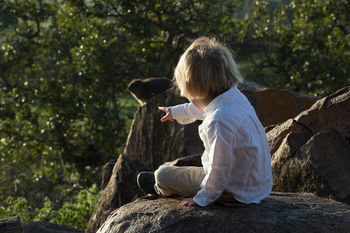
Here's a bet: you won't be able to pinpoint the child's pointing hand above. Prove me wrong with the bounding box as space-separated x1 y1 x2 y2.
158 106 174 122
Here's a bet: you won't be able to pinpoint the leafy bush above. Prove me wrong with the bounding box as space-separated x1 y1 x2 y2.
0 185 101 231
234 0 350 96
1 0 349 230
0 0 239 208
0 197 32 222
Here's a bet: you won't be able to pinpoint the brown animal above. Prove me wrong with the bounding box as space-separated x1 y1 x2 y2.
128 78 172 104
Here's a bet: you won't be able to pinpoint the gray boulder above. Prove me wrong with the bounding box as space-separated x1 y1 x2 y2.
86 154 146 233
268 86 350 204
97 192 350 233
123 87 204 171
166 154 202 167
238 80 317 126
91 81 327 233
101 158 117 189
23 221 82 233
124 80 316 172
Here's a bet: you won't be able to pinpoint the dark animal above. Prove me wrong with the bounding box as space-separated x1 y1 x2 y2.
128 77 172 104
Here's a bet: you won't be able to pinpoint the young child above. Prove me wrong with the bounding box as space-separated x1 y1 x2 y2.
137 37 273 207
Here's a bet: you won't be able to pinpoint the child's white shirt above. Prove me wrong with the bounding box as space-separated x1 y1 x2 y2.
171 86 273 206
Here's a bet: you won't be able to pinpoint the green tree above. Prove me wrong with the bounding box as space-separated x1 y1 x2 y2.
235 0 350 96
2 0 349 228
0 185 100 230
0 0 243 208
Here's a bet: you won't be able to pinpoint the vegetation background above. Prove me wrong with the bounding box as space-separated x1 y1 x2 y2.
0 0 349 230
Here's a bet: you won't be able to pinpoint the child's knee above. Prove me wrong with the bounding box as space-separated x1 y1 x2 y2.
154 165 172 186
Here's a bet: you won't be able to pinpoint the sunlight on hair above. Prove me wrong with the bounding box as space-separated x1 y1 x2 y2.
174 37 243 100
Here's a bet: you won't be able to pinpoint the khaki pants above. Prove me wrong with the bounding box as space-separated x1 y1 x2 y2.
154 163 235 202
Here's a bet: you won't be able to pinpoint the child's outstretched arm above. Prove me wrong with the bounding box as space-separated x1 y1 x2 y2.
159 103 204 125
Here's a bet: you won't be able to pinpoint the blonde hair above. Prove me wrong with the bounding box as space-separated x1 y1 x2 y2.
174 37 243 100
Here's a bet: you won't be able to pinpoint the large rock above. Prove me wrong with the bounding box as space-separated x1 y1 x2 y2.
268 86 350 204
238 80 317 127
22 222 82 233
86 154 146 233
97 192 350 233
91 82 350 233
88 153 204 233
124 80 316 171
101 158 117 189
167 154 202 167
294 86 350 138
123 87 204 171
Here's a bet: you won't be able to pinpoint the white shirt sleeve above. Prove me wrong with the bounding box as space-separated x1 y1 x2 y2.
193 121 234 206
170 103 204 125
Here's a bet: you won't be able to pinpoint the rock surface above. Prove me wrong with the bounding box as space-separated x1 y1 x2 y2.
123 87 204 171
86 154 146 233
101 158 117 189
22 221 82 233
124 80 316 171
91 81 323 233
166 154 202 167
268 86 350 204
97 192 350 233
87 154 204 233
238 80 317 126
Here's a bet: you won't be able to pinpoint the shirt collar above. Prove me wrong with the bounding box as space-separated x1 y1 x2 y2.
204 86 237 114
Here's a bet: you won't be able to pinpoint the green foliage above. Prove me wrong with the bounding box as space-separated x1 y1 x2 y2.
0 197 32 222
235 0 350 96
0 185 101 230
1 0 349 229
0 0 242 216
